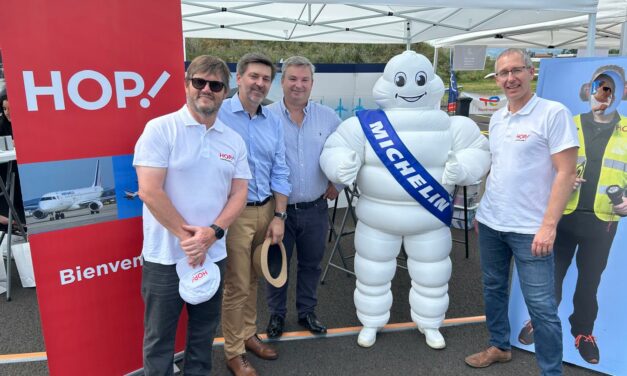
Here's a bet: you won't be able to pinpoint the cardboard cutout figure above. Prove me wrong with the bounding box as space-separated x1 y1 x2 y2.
516 65 627 366
320 50 490 349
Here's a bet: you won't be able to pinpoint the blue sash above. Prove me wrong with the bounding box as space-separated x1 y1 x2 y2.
357 109 452 226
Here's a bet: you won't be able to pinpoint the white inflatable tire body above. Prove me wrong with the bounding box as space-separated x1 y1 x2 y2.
353 221 401 328
405 227 452 329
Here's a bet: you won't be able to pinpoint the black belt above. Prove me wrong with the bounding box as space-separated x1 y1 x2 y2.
246 196 272 207
287 196 325 210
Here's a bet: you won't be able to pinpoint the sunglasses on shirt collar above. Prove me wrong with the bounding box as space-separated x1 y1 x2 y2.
188 77 226 92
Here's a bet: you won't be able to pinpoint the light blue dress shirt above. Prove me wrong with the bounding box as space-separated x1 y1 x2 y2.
268 99 341 204
219 94 291 202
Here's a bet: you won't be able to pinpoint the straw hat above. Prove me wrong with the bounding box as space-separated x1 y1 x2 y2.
253 238 287 288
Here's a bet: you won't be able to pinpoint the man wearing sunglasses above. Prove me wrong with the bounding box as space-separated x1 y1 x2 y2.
219 52 291 376
591 76 614 113
134 55 251 375
517 69 627 365
264 56 341 340
465 48 578 375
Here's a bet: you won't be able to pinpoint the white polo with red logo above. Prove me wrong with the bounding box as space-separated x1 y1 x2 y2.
476 94 579 234
134 105 251 264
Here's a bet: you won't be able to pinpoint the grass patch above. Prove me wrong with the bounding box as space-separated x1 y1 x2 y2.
457 80 537 95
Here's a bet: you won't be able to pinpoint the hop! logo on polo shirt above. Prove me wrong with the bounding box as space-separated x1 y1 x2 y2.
191 269 208 283
515 133 530 142
219 152 234 162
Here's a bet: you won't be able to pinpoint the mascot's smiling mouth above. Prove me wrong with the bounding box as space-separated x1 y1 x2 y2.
395 92 426 102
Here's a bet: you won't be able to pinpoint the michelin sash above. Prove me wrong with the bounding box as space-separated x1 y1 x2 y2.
357 109 452 226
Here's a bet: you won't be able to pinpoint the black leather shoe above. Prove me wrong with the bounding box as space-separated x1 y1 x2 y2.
266 314 285 339
298 312 327 334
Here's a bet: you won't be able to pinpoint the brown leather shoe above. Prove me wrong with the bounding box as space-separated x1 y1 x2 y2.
245 334 278 360
226 354 258 376
465 346 512 368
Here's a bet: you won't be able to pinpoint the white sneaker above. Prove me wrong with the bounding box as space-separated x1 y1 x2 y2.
357 327 378 348
418 327 446 349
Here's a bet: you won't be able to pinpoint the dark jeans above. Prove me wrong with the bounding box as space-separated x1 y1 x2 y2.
554 212 617 336
266 199 328 319
142 258 225 376
478 223 562 376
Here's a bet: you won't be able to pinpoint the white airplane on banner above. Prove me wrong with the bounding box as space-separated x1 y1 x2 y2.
32 160 105 221
123 190 138 200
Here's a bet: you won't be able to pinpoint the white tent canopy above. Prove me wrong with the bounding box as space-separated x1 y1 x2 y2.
182 0 599 45
430 0 627 51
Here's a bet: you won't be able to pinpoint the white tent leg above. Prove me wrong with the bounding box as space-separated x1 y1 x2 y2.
620 22 627 56
405 21 411 50
586 12 596 57
433 47 439 74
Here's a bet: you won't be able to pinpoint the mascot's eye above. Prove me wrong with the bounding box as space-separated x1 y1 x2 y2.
416 71 427 86
394 72 407 87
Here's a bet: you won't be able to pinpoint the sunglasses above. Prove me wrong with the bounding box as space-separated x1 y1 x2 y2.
189 78 226 92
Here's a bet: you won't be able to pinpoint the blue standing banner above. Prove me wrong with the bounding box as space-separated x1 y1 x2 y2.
447 52 458 114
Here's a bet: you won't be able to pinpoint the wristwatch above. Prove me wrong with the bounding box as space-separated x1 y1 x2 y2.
210 224 225 239
274 211 288 220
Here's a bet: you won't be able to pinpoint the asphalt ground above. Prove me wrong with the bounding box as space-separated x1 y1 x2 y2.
0 207 604 376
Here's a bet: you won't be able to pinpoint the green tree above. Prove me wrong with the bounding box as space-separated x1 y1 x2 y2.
185 39 506 94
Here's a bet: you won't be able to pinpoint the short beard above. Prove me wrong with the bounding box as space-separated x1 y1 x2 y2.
189 96 217 117
198 106 217 116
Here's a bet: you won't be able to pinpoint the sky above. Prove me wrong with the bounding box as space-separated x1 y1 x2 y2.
18 157 115 201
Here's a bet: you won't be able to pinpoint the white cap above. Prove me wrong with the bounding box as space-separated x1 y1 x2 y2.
176 258 220 305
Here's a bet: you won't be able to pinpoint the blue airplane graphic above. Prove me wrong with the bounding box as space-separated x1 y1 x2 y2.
335 98 348 118
352 98 365 114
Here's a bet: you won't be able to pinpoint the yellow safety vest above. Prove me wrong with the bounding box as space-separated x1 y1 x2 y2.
564 114 627 221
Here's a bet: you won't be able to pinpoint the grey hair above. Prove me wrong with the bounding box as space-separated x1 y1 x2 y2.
495 48 533 72
281 56 315 80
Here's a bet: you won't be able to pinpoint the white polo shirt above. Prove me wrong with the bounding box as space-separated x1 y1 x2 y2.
133 105 251 264
476 95 578 234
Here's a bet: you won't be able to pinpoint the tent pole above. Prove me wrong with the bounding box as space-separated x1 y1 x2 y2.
449 47 453 69
405 21 411 50
586 12 596 57
183 36 187 62
433 47 439 74
621 22 627 56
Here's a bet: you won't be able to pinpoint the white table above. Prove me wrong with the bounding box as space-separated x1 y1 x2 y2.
0 149 16 163
0 149 28 301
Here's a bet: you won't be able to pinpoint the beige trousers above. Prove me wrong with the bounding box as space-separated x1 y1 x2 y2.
222 200 274 360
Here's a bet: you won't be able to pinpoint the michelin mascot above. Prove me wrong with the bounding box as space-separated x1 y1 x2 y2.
320 50 490 349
